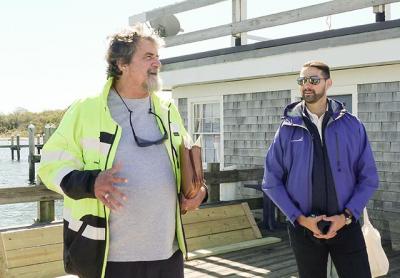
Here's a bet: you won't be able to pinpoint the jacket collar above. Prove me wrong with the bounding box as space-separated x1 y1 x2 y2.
283 98 347 127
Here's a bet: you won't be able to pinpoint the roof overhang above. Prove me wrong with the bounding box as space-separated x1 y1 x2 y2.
160 19 400 89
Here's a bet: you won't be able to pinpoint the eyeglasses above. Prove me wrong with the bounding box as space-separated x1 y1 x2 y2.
296 76 327 86
114 88 168 147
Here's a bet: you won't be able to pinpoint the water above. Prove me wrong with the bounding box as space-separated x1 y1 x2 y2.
0 139 63 229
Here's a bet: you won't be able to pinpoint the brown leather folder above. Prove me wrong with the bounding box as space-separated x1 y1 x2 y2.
180 136 204 199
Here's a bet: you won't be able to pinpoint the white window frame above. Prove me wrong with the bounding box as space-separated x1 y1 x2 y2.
187 96 224 170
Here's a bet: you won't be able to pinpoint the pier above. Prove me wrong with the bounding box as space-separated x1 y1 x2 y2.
0 124 56 184
1 163 400 277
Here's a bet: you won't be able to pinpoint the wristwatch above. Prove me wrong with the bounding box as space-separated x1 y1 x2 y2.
343 209 352 225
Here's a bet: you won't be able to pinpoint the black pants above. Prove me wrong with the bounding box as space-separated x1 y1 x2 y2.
105 250 184 278
288 221 371 278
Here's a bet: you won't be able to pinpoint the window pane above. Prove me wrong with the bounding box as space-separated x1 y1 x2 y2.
203 118 212 132
212 118 220 132
212 103 219 117
331 95 352 113
204 135 213 148
194 117 202 133
205 149 215 163
204 104 212 117
192 102 221 165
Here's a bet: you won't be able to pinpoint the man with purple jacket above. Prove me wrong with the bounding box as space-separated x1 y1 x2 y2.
262 61 379 278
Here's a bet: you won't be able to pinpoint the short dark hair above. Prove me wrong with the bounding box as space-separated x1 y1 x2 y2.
302 61 330 78
106 24 164 80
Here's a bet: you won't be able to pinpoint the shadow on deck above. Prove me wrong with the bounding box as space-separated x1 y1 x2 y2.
184 226 400 278
58 225 400 278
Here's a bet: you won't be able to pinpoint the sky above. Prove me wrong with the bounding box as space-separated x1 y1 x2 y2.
1 0 399 114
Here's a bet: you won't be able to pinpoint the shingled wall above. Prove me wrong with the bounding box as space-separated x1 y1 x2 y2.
358 81 400 249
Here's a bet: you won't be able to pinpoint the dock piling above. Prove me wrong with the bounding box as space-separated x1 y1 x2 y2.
10 136 14 160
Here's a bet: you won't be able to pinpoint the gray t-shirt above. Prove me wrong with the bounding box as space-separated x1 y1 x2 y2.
107 89 178 262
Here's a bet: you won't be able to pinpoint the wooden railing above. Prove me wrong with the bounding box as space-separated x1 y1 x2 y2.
0 163 264 225
130 0 400 47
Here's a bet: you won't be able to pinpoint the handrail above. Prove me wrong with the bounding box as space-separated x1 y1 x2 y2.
0 163 263 205
129 0 400 47
0 185 62 205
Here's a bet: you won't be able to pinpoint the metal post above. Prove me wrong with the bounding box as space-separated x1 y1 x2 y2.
16 135 21 161
206 162 221 202
28 124 36 184
11 136 14 160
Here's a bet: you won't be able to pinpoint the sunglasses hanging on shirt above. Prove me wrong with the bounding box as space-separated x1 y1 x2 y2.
114 88 168 147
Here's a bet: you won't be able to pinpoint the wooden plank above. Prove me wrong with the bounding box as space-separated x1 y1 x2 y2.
186 228 256 251
129 0 226 24
5 243 63 268
204 168 263 184
187 237 281 260
6 260 65 278
0 235 6 278
185 241 294 277
182 203 245 224
241 202 262 239
164 0 400 46
184 215 251 238
188 242 291 265
2 224 62 251
0 185 62 205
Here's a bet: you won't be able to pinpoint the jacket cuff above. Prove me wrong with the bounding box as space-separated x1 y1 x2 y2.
60 169 101 200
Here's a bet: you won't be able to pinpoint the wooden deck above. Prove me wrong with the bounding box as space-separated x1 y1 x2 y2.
184 227 400 278
58 227 400 278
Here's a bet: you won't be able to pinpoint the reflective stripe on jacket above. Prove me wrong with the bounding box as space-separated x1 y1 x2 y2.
38 77 188 278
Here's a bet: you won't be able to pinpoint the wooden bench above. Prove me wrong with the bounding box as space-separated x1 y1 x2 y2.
0 203 280 277
184 202 281 260
0 224 65 278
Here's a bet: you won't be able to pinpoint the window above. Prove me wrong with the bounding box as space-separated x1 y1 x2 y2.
191 101 222 166
331 94 352 113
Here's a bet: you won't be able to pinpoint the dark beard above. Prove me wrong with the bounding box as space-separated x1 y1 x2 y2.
302 89 324 104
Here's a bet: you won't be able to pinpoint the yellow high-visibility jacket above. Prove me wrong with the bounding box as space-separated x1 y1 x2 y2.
38 78 188 278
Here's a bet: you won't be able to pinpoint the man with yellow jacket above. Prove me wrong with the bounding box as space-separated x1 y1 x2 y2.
38 24 207 278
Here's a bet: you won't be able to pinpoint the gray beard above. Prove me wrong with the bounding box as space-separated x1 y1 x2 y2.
143 74 162 94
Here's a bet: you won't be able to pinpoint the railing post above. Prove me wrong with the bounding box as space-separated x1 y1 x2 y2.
10 136 14 160
28 124 36 184
16 135 21 161
206 162 220 203
44 123 56 143
37 200 55 223
29 124 55 223
36 135 41 154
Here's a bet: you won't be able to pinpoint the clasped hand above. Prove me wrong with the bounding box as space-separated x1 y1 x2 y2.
297 214 347 239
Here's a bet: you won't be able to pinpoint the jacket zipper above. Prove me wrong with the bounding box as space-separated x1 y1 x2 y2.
335 132 342 172
167 103 188 259
284 121 313 214
104 125 119 170
102 124 119 278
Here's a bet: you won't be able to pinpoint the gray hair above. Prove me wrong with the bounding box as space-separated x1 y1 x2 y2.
106 23 164 80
